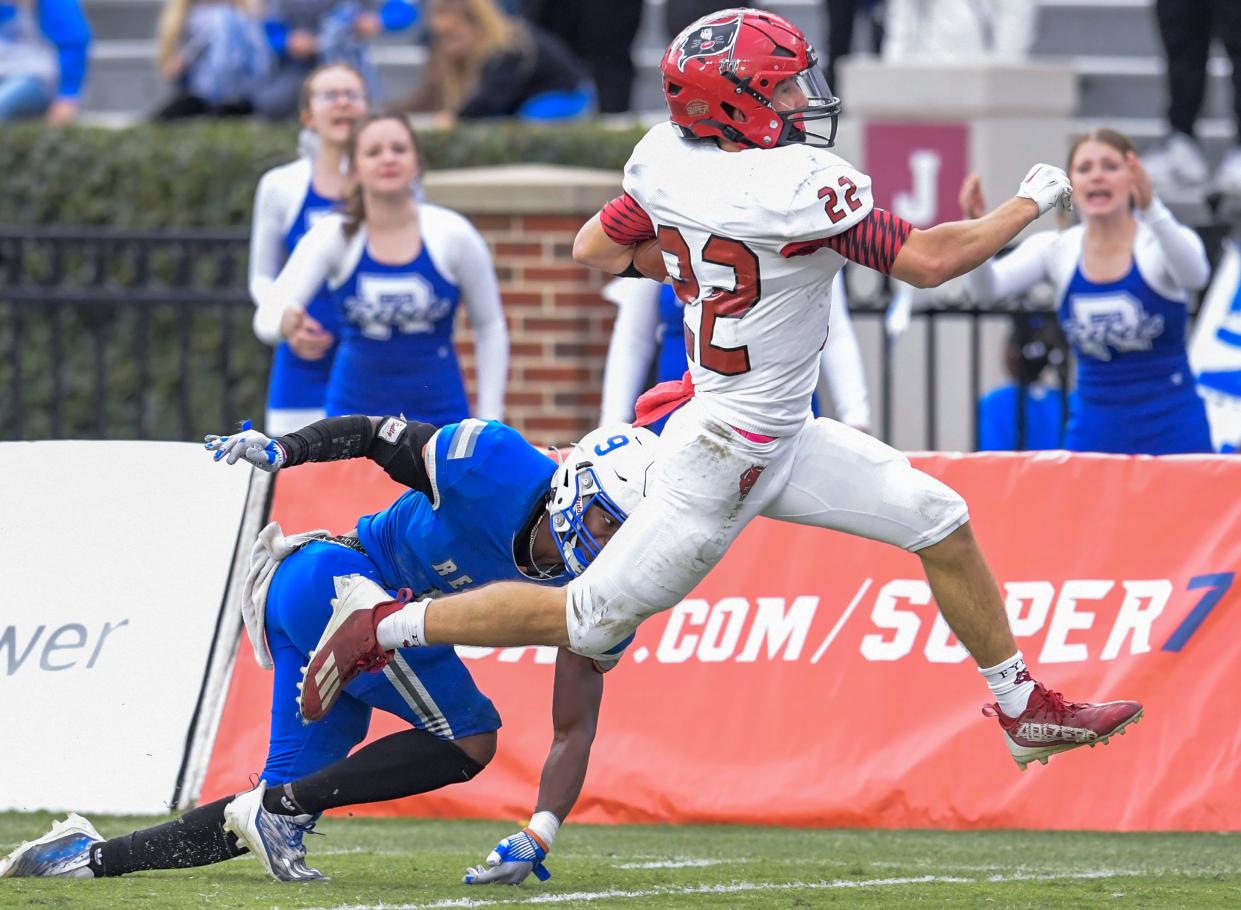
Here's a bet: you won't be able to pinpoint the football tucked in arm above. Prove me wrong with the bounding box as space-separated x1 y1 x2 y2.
631 238 668 281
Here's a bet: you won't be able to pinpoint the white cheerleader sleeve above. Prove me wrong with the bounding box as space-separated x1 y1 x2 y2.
1136 197 1211 294
454 221 509 421
251 217 343 346
600 278 662 423
819 273 871 430
248 171 288 307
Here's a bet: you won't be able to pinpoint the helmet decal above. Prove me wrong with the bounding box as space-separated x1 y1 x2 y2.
675 16 741 73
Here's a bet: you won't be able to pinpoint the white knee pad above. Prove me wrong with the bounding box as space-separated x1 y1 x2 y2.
899 466 970 552
565 572 645 660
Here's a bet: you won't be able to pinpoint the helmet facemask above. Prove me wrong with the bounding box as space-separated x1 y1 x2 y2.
548 462 629 577
544 423 658 578
768 66 840 148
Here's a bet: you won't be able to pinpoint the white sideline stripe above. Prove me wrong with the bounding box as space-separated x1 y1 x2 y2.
314 847 412 857
614 859 725 869
300 869 1146 910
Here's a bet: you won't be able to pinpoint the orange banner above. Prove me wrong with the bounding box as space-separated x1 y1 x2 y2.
201 453 1241 830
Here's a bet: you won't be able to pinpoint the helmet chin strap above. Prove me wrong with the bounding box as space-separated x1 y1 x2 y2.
523 508 562 580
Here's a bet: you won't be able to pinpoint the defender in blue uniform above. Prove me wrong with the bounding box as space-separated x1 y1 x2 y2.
2 415 657 887
261 417 571 786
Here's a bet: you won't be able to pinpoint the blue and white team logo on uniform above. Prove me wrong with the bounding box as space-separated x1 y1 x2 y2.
1065 292 1165 361
303 206 335 235
346 273 453 340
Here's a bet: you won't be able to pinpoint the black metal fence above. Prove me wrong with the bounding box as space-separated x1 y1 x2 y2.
3 225 1187 450
0 227 266 441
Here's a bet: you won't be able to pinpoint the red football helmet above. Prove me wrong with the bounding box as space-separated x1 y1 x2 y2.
661 8 841 149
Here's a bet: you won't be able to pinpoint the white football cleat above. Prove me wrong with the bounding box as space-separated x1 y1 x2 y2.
222 782 325 883
0 813 103 878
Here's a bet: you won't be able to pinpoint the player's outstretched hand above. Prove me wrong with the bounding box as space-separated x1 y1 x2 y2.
1016 163 1073 216
463 830 551 885
203 421 285 472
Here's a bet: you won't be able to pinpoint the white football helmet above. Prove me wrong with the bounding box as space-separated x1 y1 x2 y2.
547 423 659 576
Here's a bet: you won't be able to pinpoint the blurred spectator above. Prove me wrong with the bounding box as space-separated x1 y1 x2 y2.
884 0 1033 63
530 0 640 114
249 64 369 434
154 0 270 119
961 129 1214 455
407 0 590 123
823 0 883 94
601 272 870 434
663 0 720 40
976 314 1067 451
1144 0 1241 196
255 0 419 119
0 0 91 123
253 113 509 424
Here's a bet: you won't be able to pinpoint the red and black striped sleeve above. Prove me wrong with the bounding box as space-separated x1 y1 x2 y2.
780 207 913 275
598 193 656 246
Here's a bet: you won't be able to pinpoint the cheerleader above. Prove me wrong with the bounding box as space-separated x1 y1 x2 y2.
962 128 1213 454
254 112 507 424
248 63 367 433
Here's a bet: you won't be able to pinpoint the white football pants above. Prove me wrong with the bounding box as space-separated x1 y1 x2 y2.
565 397 969 658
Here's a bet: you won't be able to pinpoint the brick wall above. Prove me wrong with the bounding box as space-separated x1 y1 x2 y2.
428 166 623 447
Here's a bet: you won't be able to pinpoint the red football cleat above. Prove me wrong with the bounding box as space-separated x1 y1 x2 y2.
297 575 413 723
983 683 1143 770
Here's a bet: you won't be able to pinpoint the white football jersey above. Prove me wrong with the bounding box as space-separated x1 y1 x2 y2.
624 123 874 437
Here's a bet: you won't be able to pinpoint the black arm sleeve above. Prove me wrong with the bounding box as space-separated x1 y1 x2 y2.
274 415 438 496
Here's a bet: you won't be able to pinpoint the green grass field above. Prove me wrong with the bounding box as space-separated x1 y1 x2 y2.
2 812 1239 908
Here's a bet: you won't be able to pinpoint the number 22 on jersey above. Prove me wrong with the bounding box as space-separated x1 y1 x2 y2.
657 225 760 376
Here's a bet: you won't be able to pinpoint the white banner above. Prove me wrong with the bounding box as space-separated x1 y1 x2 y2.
0 442 259 813
1191 238 1241 452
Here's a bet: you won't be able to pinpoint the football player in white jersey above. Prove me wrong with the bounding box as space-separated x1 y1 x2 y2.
299 8 1143 772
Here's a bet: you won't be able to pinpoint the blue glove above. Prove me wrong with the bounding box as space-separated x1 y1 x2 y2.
203 420 285 472
463 830 551 885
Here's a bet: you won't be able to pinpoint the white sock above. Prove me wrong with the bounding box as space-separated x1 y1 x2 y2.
979 650 1036 717
376 599 429 650
526 811 560 851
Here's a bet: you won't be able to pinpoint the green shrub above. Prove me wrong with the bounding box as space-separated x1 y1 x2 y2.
1 120 647 228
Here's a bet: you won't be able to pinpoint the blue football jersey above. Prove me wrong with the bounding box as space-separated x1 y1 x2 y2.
656 282 687 386
355 420 560 596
